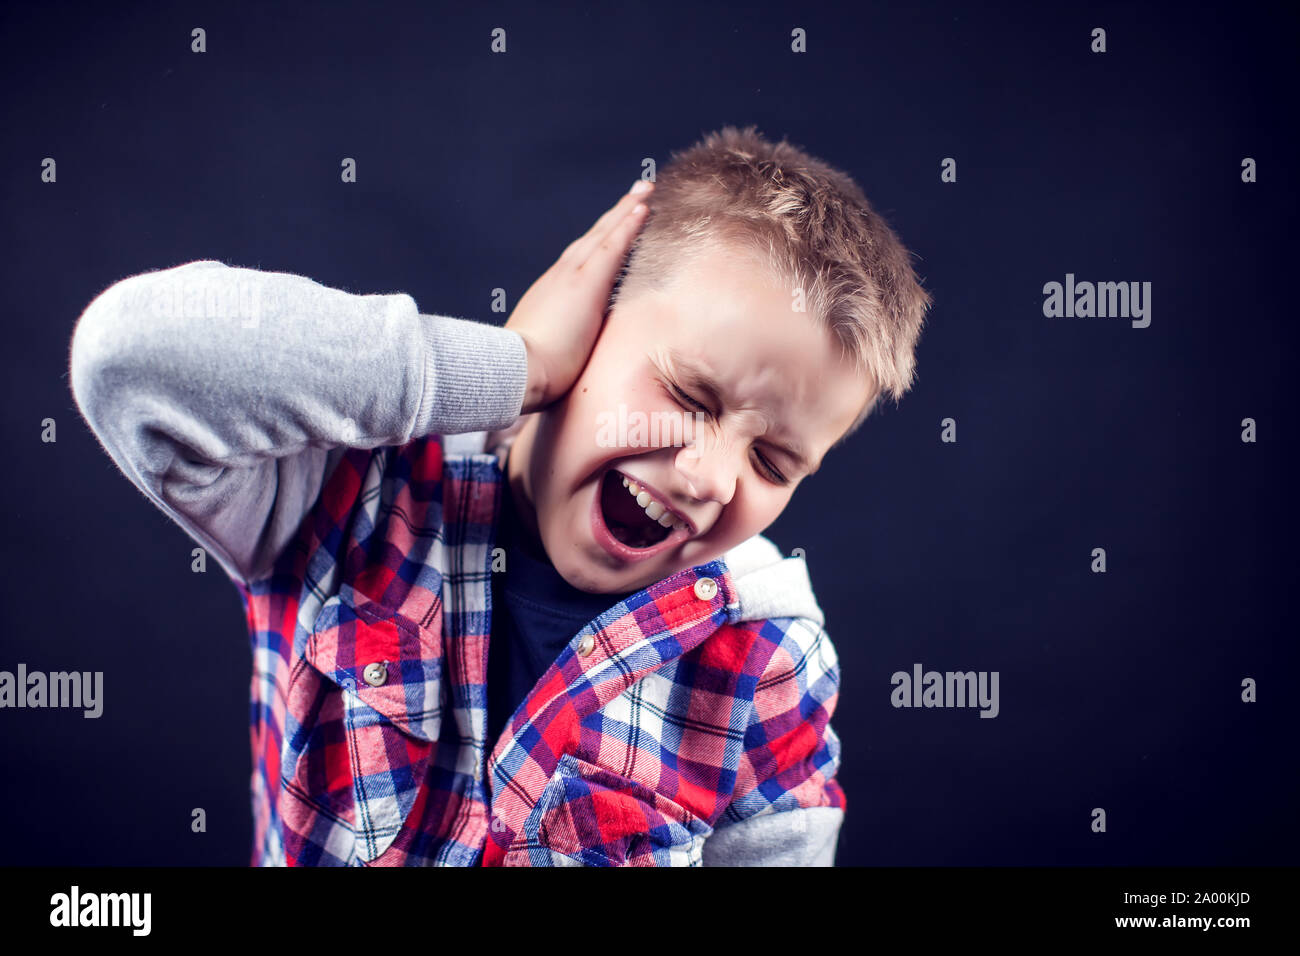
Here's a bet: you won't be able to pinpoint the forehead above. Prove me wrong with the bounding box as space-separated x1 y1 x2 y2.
635 243 871 462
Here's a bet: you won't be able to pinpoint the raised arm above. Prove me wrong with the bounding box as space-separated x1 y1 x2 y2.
67 258 527 586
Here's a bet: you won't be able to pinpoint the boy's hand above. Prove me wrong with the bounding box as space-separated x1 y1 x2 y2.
507 180 654 414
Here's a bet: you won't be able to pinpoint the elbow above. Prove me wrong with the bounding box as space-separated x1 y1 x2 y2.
69 260 230 415
68 275 144 429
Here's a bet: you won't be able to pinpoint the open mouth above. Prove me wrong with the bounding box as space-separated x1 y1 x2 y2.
598 469 679 549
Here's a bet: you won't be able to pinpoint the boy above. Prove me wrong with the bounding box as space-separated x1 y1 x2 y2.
68 126 930 866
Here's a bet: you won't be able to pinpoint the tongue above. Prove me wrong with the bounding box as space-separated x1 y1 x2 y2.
600 471 671 548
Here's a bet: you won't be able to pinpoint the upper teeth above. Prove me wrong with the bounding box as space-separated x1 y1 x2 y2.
622 476 687 531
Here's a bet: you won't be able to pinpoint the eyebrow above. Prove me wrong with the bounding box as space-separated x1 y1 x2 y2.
666 348 820 476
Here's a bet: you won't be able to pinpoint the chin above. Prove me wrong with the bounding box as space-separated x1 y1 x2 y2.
550 554 614 594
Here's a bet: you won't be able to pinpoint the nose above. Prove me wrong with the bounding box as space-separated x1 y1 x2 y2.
674 434 738 507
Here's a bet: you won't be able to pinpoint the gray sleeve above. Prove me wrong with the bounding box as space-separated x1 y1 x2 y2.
701 806 843 866
67 259 528 587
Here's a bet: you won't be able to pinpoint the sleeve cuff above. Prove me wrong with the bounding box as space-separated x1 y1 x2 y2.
413 314 527 437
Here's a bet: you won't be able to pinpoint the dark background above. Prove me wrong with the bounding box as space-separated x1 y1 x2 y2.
2 0 1296 866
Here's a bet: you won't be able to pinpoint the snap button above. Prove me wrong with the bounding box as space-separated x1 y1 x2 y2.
362 662 388 687
577 634 596 657
693 577 718 601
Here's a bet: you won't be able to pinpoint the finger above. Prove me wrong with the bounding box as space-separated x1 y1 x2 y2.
562 181 654 264
566 180 655 261
574 197 649 280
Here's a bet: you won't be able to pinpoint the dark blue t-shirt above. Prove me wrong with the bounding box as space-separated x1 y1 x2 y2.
487 473 635 750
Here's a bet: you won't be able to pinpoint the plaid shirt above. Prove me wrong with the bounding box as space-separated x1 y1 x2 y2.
68 258 845 867
238 431 846 866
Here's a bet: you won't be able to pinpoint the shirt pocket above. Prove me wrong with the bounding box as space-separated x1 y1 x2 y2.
289 584 444 864
504 753 714 867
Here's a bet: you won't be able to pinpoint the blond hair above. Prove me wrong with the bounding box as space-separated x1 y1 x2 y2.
611 125 932 438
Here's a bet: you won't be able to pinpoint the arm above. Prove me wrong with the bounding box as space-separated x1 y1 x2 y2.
702 618 846 866
67 259 527 586
67 182 654 590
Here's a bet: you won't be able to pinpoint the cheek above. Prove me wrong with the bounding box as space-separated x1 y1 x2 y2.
584 363 655 413
554 389 611 464
720 488 792 539
579 331 662 409
565 365 676 455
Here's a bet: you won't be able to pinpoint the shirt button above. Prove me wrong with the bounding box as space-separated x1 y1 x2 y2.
577 634 596 657
693 577 718 601
362 662 388 687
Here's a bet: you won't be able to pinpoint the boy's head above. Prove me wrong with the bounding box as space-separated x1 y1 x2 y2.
507 125 931 594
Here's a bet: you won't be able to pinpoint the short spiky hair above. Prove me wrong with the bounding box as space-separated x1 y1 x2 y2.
610 125 931 440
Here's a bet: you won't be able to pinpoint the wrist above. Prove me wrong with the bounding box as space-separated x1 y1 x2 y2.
517 332 549 415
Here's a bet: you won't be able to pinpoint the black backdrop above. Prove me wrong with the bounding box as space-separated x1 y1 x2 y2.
2 0 1296 866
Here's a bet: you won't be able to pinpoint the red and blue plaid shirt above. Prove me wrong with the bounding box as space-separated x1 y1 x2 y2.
238 432 846 866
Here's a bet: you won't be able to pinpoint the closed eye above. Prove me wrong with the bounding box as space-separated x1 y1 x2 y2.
670 384 711 416
754 450 788 485
667 381 789 486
